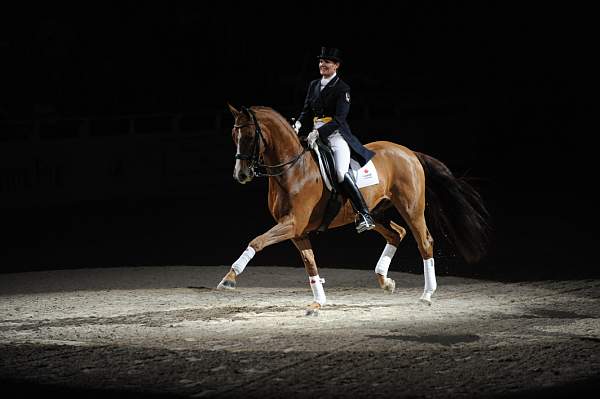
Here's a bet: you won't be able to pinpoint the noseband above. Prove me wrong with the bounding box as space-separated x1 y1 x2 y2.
234 106 307 177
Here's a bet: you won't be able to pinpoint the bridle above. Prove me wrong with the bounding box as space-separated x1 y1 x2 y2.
234 106 307 178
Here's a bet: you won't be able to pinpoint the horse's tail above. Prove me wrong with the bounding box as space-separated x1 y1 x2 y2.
415 152 491 264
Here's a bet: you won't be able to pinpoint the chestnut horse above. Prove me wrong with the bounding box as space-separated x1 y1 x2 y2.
218 105 490 313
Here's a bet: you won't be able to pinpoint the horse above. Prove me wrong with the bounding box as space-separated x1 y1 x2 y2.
217 104 490 313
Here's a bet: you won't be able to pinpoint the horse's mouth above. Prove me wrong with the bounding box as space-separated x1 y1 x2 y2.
235 175 253 185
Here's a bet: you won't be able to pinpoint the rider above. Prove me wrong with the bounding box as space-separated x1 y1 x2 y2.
294 46 376 233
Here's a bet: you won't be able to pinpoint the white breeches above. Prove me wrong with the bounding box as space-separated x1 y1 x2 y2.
327 131 351 183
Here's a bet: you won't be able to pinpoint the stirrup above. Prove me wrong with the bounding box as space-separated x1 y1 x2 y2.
355 213 375 233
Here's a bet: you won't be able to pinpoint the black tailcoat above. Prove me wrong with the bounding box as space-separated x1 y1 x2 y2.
296 75 375 166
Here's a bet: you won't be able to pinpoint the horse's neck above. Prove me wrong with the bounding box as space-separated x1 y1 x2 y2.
258 111 319 189
261 114 303 165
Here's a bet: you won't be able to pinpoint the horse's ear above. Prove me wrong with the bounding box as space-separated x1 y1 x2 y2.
227 103 240 118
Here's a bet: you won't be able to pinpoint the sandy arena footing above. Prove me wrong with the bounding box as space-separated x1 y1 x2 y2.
1 265 599 398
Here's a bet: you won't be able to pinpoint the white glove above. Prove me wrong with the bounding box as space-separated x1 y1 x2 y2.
293 120 301 134
307 130 319 148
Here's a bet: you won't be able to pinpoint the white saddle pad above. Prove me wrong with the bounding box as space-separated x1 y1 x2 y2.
314 149 379 191
350 159 380 188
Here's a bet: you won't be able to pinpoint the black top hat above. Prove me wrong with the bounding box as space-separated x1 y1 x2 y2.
317 47 342 63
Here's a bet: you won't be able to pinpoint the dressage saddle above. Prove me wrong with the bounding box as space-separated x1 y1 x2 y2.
310 137 344 232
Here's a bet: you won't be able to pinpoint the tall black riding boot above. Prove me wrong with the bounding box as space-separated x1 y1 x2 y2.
341 171 375 233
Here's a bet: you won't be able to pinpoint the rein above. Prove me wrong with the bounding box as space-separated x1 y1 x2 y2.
234 107 307 177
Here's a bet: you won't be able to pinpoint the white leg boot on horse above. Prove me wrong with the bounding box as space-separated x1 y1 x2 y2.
375 243 397 293
420 257 437 305
292 238 326 315
308 275 326 316
372 221 406 292
217 246 256 290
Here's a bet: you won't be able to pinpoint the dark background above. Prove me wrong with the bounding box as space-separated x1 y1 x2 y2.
0 3 595 280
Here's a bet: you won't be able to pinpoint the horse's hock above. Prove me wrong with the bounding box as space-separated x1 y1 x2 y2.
1 266 600 398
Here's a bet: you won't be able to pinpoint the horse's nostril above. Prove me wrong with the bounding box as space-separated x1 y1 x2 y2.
239 172 247 181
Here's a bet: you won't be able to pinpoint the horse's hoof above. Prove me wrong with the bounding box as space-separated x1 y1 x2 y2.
419 291 433 306
382 277 396 294
217 279 236 290
305 308 319 316
305 303 321 316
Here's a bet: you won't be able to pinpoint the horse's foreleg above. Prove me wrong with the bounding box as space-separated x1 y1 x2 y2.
217 218 296 290
372 221 406 293
292 237 325 315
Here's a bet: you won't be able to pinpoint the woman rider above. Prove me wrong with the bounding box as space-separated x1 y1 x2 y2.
294 46 375 233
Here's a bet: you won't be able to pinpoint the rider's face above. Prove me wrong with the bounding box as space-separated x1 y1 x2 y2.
319 58 339 78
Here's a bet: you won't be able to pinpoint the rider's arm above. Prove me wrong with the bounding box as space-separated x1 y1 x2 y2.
296 81 317 136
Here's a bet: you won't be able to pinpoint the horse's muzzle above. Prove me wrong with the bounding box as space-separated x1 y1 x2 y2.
234 169 254 184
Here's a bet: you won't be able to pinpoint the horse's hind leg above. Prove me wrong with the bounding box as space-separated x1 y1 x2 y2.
292 237 325 316
391 197 436 305
372 221 406 293
408 215 436 305
409 215 436 304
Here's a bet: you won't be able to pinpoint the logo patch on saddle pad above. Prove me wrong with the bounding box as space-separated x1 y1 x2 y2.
313 146 380 192
350 159 379 188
